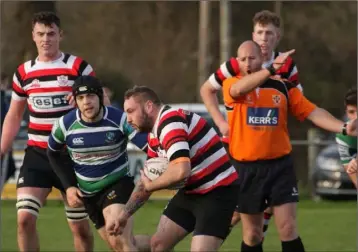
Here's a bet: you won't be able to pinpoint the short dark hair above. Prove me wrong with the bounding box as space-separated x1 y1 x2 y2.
253 10 281 29
124 86 161 106
344 87 357 107
32 11 61 29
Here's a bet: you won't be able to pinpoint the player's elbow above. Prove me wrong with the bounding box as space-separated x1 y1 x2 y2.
2 113 22 134
200 81 217 98
229 85 243 99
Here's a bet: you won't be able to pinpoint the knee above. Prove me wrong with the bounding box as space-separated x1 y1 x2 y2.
107 236 134 252
243 226 262 246
107 237 123 252
231 212 241 227
68 220 93 240
16 196 42 232
17 211 37 232
277 219 297 240
151 235 167 252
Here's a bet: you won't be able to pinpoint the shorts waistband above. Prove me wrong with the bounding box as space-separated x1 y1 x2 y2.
233 153 291 165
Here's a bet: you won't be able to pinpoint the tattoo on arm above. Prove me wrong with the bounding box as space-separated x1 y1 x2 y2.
124 181 151 217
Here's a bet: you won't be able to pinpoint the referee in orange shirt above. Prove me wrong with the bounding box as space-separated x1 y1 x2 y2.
208 40 356 252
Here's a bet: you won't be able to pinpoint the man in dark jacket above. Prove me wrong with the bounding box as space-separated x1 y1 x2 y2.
1 72 16 188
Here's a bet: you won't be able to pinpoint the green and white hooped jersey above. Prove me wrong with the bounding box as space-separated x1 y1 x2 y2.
48 106 147 195
336 131 357 165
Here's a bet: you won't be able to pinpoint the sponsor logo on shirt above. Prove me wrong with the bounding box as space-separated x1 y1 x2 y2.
247 107 279 126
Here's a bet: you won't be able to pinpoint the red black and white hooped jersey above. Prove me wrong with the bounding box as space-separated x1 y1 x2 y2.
208 52 302 91
147 105 238 194
12 52 95 149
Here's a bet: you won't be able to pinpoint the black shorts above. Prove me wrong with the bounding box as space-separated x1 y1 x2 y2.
234 154 299 214
163 185 238 240
17 146 74 192
82 176 135 229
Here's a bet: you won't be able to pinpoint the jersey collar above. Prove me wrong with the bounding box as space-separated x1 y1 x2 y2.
151 105 167 135
35 52 64 64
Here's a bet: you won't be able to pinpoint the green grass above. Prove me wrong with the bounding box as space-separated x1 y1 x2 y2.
1 199 356 251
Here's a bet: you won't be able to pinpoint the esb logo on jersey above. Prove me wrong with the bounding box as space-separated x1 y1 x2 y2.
247 107 279 126
31 95 68 109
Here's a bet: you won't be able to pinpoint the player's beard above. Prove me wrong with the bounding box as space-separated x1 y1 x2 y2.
137 111 153 132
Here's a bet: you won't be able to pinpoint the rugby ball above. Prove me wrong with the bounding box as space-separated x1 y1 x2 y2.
144 157 169 181
143 157 187 190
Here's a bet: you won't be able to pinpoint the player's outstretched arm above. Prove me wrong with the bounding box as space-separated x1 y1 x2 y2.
230 49 295 98
307 108 345 133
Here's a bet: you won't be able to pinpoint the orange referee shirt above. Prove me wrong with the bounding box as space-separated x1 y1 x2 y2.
222 76 316 161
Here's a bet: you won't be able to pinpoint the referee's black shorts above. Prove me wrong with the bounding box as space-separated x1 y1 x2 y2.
234 154 299 214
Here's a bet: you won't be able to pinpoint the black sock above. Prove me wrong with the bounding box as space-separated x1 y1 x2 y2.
241 241 263 252
282 237 305 252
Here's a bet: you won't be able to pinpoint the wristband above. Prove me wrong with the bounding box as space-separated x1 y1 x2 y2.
342 122 348 136
266 64 276 75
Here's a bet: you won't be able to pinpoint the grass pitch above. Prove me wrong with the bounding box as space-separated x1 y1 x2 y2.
1 199 356 251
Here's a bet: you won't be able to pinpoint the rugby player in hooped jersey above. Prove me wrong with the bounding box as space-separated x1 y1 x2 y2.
107 86 239 252
0 11 108 252
220 40 356 252
47 76 148 252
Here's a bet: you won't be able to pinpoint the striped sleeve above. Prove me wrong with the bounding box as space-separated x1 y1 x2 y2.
276 56 302 92
73 57 95 76
208 57 239 90
11 65 27 101
157 111 190 162
48 117 66 151
288 64 303 92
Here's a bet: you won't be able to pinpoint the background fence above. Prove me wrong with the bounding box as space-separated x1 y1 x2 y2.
0 128 338 200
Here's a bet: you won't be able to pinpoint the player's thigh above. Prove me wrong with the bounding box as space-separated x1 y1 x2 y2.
82 194 105 230
16 147 55 190
152 214 190 252
191 185 238 251
152 192 194 251
16 148 54 219
97 227 111 244
102 203 134 238
191 235 223 252
233 159 267 214
103 203 136 250
102 176 135 228
16 186 52 221
193 185 238 241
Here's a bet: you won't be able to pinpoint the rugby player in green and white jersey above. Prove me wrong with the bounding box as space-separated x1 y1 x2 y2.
47 76 148 252
336 88 357 188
